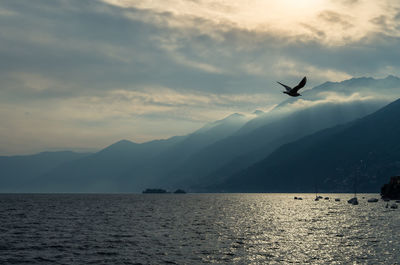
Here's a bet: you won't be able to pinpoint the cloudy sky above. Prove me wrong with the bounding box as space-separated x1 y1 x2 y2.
1 0 400 155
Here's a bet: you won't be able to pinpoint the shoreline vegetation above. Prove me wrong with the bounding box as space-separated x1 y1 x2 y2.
381 176 400 200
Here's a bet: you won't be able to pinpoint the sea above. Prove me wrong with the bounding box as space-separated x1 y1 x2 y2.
0 193 399 264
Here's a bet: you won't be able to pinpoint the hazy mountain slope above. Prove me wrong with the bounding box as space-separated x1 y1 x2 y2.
173 100 384 189
31 113 248 192
5 76 400 193
117 113 250 190
217 98 400 192
0 151 90 192
154 113 249 168
32 137 184 192
238 75 400 135
179 76 400 189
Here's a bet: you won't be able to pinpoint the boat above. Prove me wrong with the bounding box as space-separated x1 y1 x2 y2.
367 198 379 203
347 161 362 206
390 204 398 209
348 197 358 205
314 178 322 201
335 198 340 202
315 195 323 201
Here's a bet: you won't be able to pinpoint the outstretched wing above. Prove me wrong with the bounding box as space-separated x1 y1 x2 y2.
277 81 292 92
292 76 307 92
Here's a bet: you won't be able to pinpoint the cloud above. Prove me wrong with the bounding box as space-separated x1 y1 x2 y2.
275 59 352 82
1 0 400 154
331 0 359 5
318 10 354 30
102 0 400 45
278 92 380 115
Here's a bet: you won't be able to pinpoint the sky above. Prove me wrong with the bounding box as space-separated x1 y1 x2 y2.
1 0 400 155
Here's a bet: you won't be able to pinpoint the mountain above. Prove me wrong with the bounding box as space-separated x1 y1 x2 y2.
176 76 400 189
238 75 400 135
30 113 249 192
216 98 400 193
31 137 184 192
115 113 250 191
154 113 249 168
0 151 90 192
276 75 400 107
2 76 400 193
176 100 384 189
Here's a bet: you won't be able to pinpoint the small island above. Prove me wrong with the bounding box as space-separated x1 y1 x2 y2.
142 188 169 194
142 188 187 194
381 176 400 200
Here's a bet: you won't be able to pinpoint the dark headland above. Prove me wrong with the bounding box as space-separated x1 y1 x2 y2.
381 176 400 200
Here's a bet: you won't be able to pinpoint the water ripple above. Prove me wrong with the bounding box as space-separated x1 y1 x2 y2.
0 193 399 264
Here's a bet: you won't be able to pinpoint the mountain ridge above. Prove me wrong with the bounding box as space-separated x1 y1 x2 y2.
1 75 400 192
215 98 400 192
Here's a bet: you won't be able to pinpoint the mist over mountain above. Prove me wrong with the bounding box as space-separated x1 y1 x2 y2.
172 100 383 189
154 113 249 168
216 98 400 193
114 112 250 191
1 76 400 192
27 112 248 192
166 76 400 189
239 75 400 135
276 75 400 107
30 137 184 192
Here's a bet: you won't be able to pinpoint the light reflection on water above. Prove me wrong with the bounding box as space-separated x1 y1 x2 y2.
0 193 399 264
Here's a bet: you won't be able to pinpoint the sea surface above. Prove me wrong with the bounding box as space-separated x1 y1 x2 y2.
0 193 399 264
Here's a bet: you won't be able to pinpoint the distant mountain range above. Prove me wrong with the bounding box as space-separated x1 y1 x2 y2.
21 112 250 192
215 98 400 193
1 75 400 193
0 151 90 192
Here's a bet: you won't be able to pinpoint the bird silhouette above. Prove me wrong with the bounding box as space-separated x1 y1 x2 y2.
277 76 307 97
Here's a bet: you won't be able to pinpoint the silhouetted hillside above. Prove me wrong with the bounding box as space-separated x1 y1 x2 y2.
216 98 400 192
117 113 250 191
174 100 383 188
30 113 248 192
2 76 400 193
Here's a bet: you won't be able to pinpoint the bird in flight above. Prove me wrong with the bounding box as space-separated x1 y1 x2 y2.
277 76 307 97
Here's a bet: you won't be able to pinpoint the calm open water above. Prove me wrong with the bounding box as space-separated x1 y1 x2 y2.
0 193 399 264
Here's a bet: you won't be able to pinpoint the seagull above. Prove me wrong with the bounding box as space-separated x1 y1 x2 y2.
277 76 307 97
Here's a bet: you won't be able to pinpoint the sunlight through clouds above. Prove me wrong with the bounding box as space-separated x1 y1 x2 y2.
102 0 400 44
1 0 400 154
